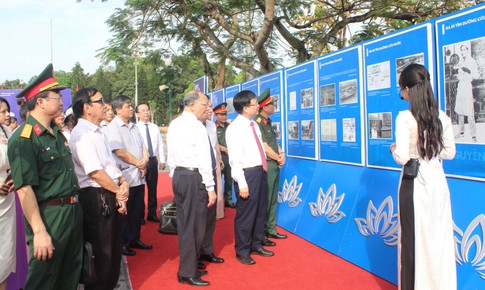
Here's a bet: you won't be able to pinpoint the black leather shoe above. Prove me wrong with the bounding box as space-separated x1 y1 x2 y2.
122 246 136 256
225 202 236 208
197 261 206 270
250 248 274 257
147 215 160 222
140 219 146 225
177 276 210 286
262 239 276 247
200 254 224 263
197 270 208 277
267 232 287 239
130 240 153 250
236 254 255 265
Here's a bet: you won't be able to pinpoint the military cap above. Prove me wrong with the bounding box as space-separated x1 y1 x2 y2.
213 102 228 114
16 63 66 100
257 88 273 108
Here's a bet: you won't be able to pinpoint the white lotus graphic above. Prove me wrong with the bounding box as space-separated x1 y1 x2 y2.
308 184 345 223
454 214 485 279
278 175 303 208
354 196 398 246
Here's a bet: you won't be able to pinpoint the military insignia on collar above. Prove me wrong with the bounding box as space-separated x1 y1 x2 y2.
33 124 43 136
263 119 267 125
20 124 33 139
256 117 262 123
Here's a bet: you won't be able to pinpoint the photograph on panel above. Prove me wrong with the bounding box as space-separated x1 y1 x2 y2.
339 79 358 105
343 118 356 142
443 38 485 144
226 98 235 113
271 94 280 112
290 91 297 110
367 61 391 91
288 121 299 140
368 112 393 139
301 120 314 140
320 83 336 106
395 53 424 85
321 119 337 141
272 122 281 139
300 87 314 109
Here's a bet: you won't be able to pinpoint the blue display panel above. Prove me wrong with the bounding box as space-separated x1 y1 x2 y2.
193 75 207 93
211 88 224 108
317 45 365 165
284 61 318 160
224 84 240 121
259 70 285 149
435 3 485 180
363 23 435 169
241 78 259 95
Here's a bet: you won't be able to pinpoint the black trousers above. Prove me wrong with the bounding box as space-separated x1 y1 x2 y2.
122 185 145 245
234 166 268 256
79 187 122 290
201 172 217 256
172 168 208 278
144 156 159 217
399 177 415 290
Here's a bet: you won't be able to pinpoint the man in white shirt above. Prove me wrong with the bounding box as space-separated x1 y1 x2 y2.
198 96 225 268
69 87 129 290
100 98 115 128
226 90 274 265
104 95 151 256
136 103 166 223
167 91 217 286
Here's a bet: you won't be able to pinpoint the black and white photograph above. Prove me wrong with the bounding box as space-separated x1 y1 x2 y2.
343 118 356 142
271 94 280 112
395 53 425 85
321 119 337 141
301 120 314 140
339 79 358 105
300 87 314 109
443 38 485 144
226 98 235 113
288 121 299 140
368 112 393 139
320 83 336 106
272 122 281 139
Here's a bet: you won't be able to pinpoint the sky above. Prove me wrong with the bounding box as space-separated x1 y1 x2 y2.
0 0 126 83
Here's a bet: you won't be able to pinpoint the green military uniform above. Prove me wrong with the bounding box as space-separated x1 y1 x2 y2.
8 64 83 290
255 113 280 235
8 116 83 290
216 121 233 205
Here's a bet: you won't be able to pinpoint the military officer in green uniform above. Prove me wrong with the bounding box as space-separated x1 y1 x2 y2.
255 88 287 241
7 64 83 290
214 102 235 208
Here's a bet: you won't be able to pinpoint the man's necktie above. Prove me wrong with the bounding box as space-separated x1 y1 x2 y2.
250 122 267 171
145 124 154 157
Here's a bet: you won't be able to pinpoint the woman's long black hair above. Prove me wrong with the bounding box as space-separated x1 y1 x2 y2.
399 63 444 160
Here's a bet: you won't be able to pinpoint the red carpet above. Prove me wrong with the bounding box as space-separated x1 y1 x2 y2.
127 173 397 289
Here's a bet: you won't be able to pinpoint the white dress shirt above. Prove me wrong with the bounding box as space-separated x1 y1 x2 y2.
136 121 166 163
104 115 146 187
69 118 122 188
167 111 215 191
225 114 266 189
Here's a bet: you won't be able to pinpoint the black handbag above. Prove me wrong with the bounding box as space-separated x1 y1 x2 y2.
80 241 97 285
403 158 420 179
158 201 177 235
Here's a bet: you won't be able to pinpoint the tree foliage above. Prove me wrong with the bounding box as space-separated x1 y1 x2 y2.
100 0 479 90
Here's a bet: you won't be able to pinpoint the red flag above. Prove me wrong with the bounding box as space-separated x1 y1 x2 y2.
75 84 79 92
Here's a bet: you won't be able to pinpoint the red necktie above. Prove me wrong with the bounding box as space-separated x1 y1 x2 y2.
250 122 267 171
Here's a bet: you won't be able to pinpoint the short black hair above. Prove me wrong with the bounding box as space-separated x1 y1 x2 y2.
136 103 150 113
233 90 256 114
72 87 99 119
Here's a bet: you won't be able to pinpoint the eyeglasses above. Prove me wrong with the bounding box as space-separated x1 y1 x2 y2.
89 98 105 104
44 95 62 101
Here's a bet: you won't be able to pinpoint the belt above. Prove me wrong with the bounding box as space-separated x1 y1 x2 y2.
243 165 263 172
39 194 79 206
149 156 157 160
175 166 199 172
